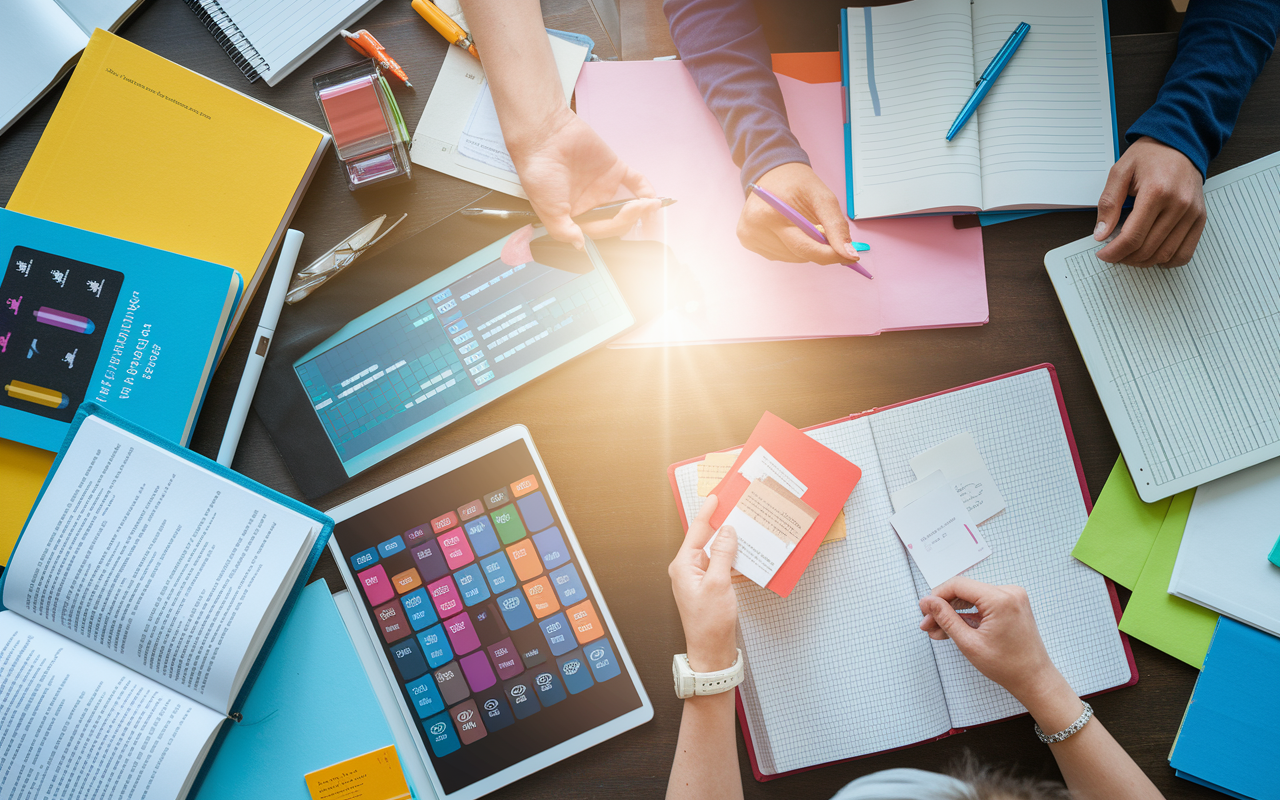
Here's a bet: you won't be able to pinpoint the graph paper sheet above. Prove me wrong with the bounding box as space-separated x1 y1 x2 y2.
672 368 1131 772
1046 152 1280 501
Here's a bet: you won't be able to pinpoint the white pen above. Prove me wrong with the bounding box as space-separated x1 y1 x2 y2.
217 229 304 468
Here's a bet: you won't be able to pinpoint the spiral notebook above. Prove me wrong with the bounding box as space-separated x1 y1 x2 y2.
182 0 385 86
667 366 1136 779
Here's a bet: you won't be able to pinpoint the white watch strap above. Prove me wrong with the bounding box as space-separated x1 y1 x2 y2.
673 650 745 698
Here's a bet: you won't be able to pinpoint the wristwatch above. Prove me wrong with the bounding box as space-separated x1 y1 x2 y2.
672 649 745 699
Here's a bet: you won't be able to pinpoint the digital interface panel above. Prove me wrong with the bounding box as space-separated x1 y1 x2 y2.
333 441 642 795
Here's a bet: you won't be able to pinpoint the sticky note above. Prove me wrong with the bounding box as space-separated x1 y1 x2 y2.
304 745 411 800
738 446 808 497
890 481 990 588
908 433 1006 524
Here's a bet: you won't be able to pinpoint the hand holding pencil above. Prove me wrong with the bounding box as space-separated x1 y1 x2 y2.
740 164 871 278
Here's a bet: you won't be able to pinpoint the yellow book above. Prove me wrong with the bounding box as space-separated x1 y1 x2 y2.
0 441 54 566
8 29 329 341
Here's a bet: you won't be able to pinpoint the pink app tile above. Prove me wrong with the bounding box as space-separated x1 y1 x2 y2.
460 650 496 692
357 564 394 606
428 576 461 617
438 528 475 570
444 611 481 655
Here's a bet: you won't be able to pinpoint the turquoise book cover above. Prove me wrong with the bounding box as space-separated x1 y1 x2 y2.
0 209 242 450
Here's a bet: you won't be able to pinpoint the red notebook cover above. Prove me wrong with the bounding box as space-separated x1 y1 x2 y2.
707 412 862 598
666 365 1139 781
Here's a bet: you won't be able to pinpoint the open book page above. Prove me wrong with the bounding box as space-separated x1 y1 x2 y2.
3 415 319 715
54 0 142 33
868 369 1132 728
1050 156 1280 495
676 417 950 775
974 0 1114 209
0 1 86 135
0 611 224 800
846 0 983 217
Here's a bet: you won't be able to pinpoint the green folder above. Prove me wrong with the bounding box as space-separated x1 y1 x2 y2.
1072 456 1171 589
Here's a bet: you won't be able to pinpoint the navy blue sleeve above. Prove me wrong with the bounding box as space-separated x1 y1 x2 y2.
663 0 811 193
1126 0 1280 177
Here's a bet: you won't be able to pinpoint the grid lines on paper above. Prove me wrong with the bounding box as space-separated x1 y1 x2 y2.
868 369 1132 726
1063 164 1280 485
676 419 951 775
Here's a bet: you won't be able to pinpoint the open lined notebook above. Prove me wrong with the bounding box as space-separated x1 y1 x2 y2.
182 0 384 86
840 0 1116 218
669 367 1135 778
1046 151 1280 502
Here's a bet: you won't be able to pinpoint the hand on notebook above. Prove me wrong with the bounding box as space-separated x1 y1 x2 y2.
1094 137 1207 269
918 578 1065 704
668 495 739 672
740 164 859 264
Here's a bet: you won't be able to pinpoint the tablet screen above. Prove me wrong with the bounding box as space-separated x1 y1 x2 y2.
294 232 632 477
333 439 644 795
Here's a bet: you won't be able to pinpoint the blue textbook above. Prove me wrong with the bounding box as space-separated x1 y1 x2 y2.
0 208 241 450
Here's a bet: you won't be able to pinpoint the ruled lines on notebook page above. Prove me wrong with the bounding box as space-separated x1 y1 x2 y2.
867 369 1131 728
846 0 984 217
973 0 1115 209
675 418 951 774
1053 156 1280 496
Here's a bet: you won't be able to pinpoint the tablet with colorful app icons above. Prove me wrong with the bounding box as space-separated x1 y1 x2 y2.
326 425 652 800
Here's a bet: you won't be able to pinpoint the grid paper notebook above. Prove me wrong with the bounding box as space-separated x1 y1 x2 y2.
672 368 1132 776
1046 152 1280 502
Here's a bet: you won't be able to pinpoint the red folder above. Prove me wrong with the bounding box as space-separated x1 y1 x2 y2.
667 365 1139 781
707 412 861 597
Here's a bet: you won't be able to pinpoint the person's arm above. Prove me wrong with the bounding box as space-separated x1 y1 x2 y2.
919 579 1163 800
663 0 858 265
458 0 658 245
666 495 744 800
1094 0 1280 268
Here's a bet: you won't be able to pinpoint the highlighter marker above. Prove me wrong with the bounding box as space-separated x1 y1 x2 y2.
5 380 69 409
35 307 95 334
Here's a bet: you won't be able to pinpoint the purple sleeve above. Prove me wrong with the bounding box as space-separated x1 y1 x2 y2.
1126 0 1280 178
664 0 811 193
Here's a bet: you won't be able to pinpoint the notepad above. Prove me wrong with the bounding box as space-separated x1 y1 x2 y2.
181 0 385 86
669 367 1133 777
840 0 1116 218
1046 151 1280 502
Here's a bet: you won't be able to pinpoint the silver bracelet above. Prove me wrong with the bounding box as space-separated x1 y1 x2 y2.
1034 700 1093 744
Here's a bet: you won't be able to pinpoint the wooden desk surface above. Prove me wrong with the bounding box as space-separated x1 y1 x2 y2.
2 2 1277 798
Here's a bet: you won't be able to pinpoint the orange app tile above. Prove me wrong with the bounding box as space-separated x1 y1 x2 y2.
522 577 560 618
392 567 423 594
506 541 542 581
510 474 538 498
567 600 604 644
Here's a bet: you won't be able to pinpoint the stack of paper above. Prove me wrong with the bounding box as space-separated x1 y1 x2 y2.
693 449 847 545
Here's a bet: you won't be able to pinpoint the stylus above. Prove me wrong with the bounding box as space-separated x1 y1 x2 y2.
217 230 304 468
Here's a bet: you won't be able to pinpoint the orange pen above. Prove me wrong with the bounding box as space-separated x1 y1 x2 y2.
341 29 413 87
410 0 480 60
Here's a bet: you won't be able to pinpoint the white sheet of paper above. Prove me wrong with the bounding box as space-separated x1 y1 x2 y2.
738 446 808 497
458 81 517 173
890 469 949 512
706 506 793 588
890 482 991 588
909 432 1006 524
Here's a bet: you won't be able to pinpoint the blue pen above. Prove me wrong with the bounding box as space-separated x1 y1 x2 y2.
946 22 1030 141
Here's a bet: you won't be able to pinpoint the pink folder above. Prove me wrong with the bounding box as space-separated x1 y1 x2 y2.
575 61 988 347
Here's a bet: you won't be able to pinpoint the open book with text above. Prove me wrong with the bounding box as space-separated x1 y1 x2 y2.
669 366 1135 778
840 0 1116 218
0 405 332 800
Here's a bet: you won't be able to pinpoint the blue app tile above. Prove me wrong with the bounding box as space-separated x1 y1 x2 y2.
585 639 622 682
349 547 378 571
401 588 437 631
504 675 540 720
557 650 594 695
391 637 429 681
463 517 500 557
480 553 517 594
549 564 586 605
422 712 461 756
405 675 446 718
378 535 406 558
530 667 567 707
531 527 570 570
475 688 515 732
516 491 554 533
496 589 535 630
453 564 491 607
538 612 576 656
418 624 454 668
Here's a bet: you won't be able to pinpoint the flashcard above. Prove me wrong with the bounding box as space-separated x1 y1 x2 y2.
889 480 991 588
908 432 1007 524
706 477 818 588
